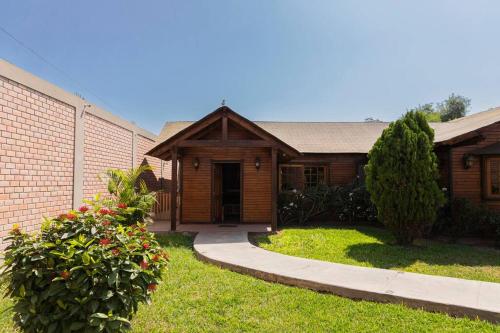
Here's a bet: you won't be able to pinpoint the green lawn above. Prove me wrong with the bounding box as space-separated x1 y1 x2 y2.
0 233 498 332
255 226 500 283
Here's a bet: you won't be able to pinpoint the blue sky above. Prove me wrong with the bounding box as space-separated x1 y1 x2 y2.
1 1 499 134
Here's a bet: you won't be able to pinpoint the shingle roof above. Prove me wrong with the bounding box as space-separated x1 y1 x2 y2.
156 107 500 154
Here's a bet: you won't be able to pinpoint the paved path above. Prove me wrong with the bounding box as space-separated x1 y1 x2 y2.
193 229 500 323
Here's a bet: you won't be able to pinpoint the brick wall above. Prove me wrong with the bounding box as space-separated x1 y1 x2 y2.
83 112 134 199
135 134 171 191
0 76 75 240
0 61 160 247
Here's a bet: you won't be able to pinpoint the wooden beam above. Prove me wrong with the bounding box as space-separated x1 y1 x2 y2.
178 140 273 148
222 116 228 141
271 147 278 232
170 147 178 231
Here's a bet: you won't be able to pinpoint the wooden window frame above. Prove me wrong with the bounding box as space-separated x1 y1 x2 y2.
482 156 500 200
279 164 328 192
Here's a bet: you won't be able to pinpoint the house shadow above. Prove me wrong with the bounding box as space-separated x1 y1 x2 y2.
345 227 500 269
139 158 171 192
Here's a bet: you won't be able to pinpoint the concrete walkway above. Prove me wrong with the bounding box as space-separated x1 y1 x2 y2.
193 229 500 323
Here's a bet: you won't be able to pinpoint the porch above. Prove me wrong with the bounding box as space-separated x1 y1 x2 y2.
146 106 301 232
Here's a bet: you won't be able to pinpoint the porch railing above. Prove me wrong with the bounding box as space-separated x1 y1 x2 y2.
152 191 179 220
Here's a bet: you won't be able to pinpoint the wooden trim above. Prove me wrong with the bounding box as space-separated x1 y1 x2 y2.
178 140 272 148
170 147 178 231
482 156 500 200
147 106 301 159
222 116 228 141
271 148 278 231
179 156 184 224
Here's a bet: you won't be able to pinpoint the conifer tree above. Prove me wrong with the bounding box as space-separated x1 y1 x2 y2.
365 111 445 244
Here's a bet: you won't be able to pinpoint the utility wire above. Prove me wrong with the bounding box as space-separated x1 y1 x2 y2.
0 25 115 110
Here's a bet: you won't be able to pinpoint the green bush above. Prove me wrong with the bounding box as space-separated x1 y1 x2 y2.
1 168 168 333
365 111 445 245
278 185 331 225
100 166 156 225
330 179 377 223
434 198 499 243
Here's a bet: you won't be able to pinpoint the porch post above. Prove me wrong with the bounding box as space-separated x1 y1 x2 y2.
170 147 178 231
271 147 278 232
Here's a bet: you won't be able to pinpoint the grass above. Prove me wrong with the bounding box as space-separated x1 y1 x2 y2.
255 226 500 283
0 233 498 332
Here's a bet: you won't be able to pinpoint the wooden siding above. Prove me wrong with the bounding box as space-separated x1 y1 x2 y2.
287 154 366 187
181 147 272 223
447 122 500 211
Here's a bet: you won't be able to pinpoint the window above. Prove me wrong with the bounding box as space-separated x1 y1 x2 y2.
280 166 303 191
485 157 500 198
304 166 326 189
279 165 327 192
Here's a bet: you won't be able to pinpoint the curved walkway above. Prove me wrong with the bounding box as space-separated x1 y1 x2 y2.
194 229 500 323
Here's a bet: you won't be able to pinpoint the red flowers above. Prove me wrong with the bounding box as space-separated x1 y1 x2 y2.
58 214 68 220
152 254 160 262
147 283 157 292
139 228 146 233
60 270 70 280
98 208 110 215
117 203 127 209
66 213 77 220
102 220 111 227
111 248 120 256
79 206 89 213
127 231 134 237
142 243 150 250
99 238 112 246
109 210 117 216
140 260 149 270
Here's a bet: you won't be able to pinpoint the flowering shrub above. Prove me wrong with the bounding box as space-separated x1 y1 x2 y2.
330 179 377 223
278 185 331 225
1 168 168 333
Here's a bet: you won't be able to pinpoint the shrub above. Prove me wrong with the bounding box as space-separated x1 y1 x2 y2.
100 166 156 225
434 197 499 242
330 179 377 223
1 168 168 333
278 185 331 225
365 111 445 245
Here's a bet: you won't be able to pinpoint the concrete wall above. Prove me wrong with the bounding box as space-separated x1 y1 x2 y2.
0 59 163 246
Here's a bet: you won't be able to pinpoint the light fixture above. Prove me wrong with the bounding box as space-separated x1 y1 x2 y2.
255 157 261 170
463 154 473 169
192 157 200 169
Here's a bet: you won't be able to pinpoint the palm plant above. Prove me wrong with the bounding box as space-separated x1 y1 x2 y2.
99 166 156 224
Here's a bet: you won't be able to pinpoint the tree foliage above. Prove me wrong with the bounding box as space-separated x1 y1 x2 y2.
437 94 471 122
412 103 441 122
365 111 445 244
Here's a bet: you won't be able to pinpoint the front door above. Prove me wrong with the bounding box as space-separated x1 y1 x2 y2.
212 162 241 223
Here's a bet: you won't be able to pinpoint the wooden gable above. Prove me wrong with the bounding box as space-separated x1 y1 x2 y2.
147 106 300 160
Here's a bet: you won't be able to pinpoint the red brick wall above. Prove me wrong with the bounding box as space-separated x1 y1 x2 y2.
83 112 134 199
0 76 75 240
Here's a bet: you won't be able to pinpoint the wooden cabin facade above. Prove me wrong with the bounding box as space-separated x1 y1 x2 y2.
147 106 500 231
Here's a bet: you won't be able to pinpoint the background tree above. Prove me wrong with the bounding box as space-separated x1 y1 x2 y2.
438 94 471 121
412 103 441 122
365 111 445 245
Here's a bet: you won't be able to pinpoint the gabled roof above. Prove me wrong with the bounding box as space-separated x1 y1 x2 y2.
155 106 500 154
147 106 301 158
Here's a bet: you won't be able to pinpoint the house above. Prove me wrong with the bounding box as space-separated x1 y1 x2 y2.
147 105 500 231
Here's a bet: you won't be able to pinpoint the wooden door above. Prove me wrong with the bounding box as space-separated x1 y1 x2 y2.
212 163 223 222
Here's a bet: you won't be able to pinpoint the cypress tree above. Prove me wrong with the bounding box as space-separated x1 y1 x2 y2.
365 111 445 245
